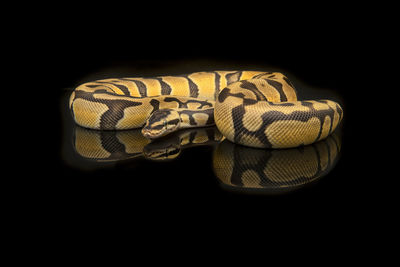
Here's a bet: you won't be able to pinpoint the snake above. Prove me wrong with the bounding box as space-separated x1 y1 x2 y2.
69 71 343 148
70 126 341 193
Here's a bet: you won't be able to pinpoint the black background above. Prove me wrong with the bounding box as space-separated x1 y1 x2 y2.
19 4 394 258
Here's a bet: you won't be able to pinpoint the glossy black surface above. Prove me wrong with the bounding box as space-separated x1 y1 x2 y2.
14 7 396 260
23 9 389 239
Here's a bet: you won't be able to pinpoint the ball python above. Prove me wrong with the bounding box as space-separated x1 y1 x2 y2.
71 126 341 193
69 71 343 148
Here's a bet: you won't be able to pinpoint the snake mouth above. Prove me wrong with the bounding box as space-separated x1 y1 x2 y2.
142 124 172 139
141 118 165 139
141 127 161 139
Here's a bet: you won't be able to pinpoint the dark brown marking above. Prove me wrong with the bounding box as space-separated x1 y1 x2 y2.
266 79 287 101
239 80 268 101
154 77 172 95
218 88 245 103
214 71 221 99
226 71 242 85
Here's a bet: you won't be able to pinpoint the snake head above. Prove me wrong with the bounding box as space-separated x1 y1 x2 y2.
142 109 181 139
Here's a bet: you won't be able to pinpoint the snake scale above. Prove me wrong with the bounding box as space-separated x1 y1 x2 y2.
69 71 343 148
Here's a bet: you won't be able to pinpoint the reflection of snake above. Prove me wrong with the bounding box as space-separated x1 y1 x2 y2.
72 126 341 192
69 71 343 148
213 133 341 193
73 126 223 161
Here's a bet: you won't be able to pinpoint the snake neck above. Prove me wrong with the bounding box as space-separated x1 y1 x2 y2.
177 108 215 130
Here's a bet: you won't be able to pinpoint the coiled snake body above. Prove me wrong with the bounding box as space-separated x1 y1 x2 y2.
69 71 343 148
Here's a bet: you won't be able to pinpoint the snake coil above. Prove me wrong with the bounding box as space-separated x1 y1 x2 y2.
69 71 343 148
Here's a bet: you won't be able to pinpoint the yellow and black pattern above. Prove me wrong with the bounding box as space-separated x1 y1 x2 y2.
70 71 343 148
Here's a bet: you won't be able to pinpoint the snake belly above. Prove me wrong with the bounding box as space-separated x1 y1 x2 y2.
69 71 343 148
